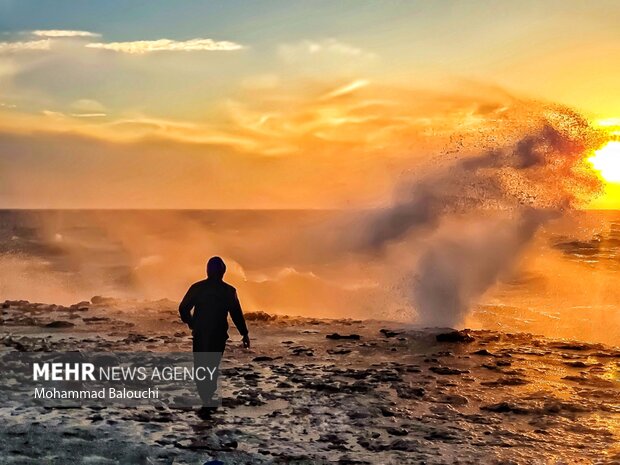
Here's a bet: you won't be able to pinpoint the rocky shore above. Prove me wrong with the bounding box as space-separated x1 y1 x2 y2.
1 298 619 464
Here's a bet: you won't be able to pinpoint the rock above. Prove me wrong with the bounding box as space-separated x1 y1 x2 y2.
441 394 469 406
424 429 460 441
319 433 348 445
327 348 352 355
245 311 277 321
291 346 314 356
397 386 426 399
387 439 419 451
386 427 408 436
252 355 274 362
90 296 117 305
379 406 396 417
563 360 589 368
436 330 475 343
480 402 529 414
550 342 596 351
69 302 90 311
380 329 402 338
430 366 469 375
472 349 494 356
44 320 75 328
481 377 528 387
326 333 361 340
83 316 109 323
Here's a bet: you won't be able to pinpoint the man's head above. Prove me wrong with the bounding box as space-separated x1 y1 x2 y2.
206 256 226 280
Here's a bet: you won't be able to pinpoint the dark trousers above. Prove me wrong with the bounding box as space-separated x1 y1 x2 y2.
192 332 226 405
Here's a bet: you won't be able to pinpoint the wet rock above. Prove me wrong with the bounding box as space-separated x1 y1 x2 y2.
481 377 528 387
396 385 426 399
245 311 277 321
90 296 117 305
291 346 314 356
480 402 529 414
562 375 614 387
83 316 109 323
472 349 495 356
380 329 402 338
563 360 589 368
319 433 348 445
550 342 597 351
436 330 475 343
424 429 460 442
327 348 352 355
44 320 75 328
326 333 361 340
441 394 469 406
337 455 371 465
430 366 469 375
175 435 237 451
379 406 396 417
386 439 420 451
69 302 90 311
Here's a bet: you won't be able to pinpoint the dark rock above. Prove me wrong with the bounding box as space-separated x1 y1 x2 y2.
424 429 460 441
441 394 469 406
245 311 277 321
386 439 419 451
436 330 475 343
481 377 528 387
386 427 408 436
563 360 588 368
380 329 402 338
327 333 361 340
44 321 75 328
327 348 352 355
90 296 117 305
379 406 396 417
397 386 426 399
83 316 109 323
472 349 494 356
480 402 529 414
319 433 348 445
430 366 469 375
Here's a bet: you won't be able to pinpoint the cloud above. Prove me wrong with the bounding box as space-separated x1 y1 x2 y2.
320 79 369 100
86 38 244 54
0 39 50 53
70 98 106 113
279 39 375 62
31 30 100 38
70 113 106 118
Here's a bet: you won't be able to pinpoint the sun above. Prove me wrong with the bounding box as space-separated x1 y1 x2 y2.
588 141 620 183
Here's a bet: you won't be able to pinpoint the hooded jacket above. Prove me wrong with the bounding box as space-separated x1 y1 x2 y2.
179 277 248 345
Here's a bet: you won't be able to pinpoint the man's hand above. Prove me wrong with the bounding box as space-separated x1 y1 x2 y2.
242 334 251 349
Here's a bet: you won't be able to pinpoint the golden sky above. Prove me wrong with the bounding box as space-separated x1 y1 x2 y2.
0 0 619 208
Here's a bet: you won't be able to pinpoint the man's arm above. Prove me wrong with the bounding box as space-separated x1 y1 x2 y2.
229 290 250 347
179 285 196 329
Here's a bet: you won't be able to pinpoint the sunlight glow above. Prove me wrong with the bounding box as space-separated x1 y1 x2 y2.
588 141 620 183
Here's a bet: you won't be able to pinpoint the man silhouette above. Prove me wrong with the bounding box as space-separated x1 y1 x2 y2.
179 256 250 405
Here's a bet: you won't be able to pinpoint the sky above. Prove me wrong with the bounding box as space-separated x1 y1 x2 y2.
0 0 619 208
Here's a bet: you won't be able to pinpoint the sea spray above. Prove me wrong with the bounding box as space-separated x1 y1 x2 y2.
357 109 605 326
